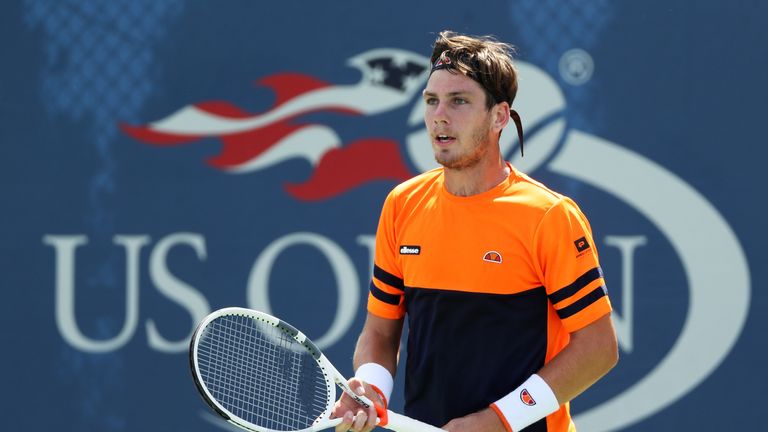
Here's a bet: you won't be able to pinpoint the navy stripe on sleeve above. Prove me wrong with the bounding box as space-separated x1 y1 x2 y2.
369 281 401 305
549 267 603 305
373 264 405 291
556 286 607 319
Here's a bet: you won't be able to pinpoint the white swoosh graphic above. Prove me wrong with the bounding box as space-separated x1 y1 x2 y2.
223 125 340 173
554 130 750 431
151 85 416 135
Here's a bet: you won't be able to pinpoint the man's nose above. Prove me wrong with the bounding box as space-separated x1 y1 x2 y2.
431 102 449 124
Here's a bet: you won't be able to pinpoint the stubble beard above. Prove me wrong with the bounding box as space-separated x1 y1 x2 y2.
435 121 493 170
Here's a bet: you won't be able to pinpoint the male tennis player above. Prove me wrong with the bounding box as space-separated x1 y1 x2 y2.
332 31 618 432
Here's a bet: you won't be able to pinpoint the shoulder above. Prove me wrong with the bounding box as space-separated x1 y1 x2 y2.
503 170 565 212
499 169 592 230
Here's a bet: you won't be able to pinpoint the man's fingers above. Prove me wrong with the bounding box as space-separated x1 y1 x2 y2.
334 411 355 432
366 403 379 430
352 411 368 431
333 377 385 432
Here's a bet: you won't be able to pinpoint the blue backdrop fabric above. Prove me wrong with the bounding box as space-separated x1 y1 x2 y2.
1 1 765 430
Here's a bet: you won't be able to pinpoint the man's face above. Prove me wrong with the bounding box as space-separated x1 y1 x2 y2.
423 70 496 170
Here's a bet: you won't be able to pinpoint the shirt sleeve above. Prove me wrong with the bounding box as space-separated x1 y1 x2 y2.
367 190 406 319
533 197 612 332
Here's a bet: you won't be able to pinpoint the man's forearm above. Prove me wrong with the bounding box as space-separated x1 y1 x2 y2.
352 313 404 377
537 314 619 404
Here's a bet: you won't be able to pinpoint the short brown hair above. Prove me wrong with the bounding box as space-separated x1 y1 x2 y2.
430 31 519 110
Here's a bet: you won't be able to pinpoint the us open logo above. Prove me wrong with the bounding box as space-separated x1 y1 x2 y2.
98 46 750 432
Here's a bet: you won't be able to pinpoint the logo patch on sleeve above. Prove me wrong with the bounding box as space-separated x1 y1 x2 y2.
520 389 537 406
399 245 421 255
574 236 591 253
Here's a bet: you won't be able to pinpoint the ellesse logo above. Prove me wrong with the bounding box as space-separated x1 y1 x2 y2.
520 389 537 406
399 245 421 255
483 251 502 263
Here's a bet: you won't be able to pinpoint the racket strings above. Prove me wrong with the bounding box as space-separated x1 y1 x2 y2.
197 315 330 431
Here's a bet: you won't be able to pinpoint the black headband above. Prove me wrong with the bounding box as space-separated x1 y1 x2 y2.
430 50 524 157
431 50 454 73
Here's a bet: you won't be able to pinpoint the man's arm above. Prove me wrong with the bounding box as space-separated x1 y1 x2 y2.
353 313 404 375
538 313 619 403
443 313 619 432
333 313 404 432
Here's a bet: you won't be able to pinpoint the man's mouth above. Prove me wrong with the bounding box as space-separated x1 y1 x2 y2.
435 134 455 145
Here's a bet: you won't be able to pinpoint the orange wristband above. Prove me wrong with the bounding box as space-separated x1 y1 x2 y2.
368 384 389 426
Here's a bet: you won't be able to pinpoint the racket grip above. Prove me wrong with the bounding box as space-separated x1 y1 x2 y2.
382 411 447 432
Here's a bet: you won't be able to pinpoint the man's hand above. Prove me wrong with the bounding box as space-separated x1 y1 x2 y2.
442 407 507 432
331 378 383 432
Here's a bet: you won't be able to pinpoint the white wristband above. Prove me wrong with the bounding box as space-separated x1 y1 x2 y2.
354 362 394 403
491 374 559 432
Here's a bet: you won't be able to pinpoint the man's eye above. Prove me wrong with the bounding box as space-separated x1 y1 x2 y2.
425 98 438 105
454 98 467 104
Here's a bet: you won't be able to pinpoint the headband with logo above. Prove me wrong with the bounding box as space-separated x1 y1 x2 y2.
430 50 525 157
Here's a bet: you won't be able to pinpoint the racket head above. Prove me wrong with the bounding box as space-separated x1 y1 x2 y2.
190 307 338 432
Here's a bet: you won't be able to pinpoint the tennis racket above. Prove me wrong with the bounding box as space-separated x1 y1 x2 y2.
190 307 445 432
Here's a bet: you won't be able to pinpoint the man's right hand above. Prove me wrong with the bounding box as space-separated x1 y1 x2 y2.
331 378 383 432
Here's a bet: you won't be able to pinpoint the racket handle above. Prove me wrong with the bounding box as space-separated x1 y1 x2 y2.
383 411 446 432
346 390 444 431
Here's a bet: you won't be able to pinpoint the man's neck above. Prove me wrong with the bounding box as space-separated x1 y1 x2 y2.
443 157 510 197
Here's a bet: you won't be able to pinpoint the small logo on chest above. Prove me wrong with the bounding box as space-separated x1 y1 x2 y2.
483 251 502 263
399 245 421 255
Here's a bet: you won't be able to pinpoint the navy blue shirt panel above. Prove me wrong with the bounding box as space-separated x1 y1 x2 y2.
403 286 549 430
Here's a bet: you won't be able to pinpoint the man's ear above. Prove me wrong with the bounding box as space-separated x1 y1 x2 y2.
492 102 511 133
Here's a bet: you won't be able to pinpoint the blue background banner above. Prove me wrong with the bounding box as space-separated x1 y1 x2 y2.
1 1 764 430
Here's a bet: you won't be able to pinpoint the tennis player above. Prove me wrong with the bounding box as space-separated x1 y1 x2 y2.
332 31 618 432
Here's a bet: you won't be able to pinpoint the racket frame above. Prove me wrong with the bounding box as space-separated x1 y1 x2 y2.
190 307 445 432
190 307 350 432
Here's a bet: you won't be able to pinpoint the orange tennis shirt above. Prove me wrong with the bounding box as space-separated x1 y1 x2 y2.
367 163 612 431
